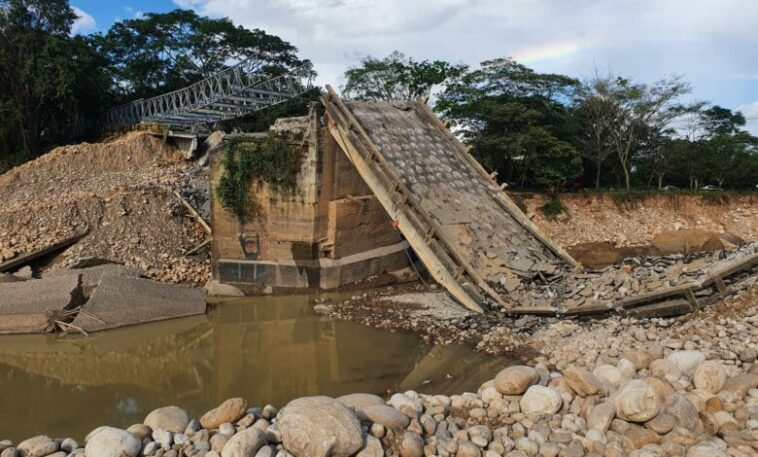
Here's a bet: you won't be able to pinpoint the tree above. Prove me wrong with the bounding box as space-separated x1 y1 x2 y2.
342 51 467 101
96 9 311 101
577 74 692 190
695 107 757 188
576 75 620 189
0 0 111 163
436 58 582 191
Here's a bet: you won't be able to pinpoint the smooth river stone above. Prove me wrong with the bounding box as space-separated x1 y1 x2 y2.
615 380 661 423
144 406 189 433
337 393 386 411
593 365 625 388
494 366 540 395
520 385 563 416
360 404 411 428
17 436 58 457
85 427 141 457
693 361 727 393
278 396 363 457
221 427 266 457
201 398 248 430
563 366 605 396
666 351 705 377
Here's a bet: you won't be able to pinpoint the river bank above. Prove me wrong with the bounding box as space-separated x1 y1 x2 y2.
2 292 755 457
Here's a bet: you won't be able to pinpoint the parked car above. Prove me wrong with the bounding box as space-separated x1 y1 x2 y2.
701 185 721 191
662 185 679 191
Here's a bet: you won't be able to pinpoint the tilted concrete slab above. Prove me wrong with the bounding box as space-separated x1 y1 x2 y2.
71 275 207 332
0 274 84 334
43 264 142 290
321 88 578 312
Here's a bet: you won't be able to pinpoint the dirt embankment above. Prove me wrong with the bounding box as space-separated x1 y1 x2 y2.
519 193 757 250
0 132 210 284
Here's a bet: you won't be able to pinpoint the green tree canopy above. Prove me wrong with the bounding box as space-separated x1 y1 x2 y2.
342 51 467 101
0 0 111 164
436 58 582 192
95 9 311 101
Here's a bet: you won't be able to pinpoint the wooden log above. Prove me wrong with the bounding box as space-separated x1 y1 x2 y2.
625 299 692 319
184 239 212 256
172 190 212 235
0 232 87 273
701 252 758 287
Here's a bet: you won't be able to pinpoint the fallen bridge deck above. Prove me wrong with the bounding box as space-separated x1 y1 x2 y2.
322 87 579 312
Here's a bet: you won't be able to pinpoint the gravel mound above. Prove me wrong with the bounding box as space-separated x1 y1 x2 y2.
0 132 210 284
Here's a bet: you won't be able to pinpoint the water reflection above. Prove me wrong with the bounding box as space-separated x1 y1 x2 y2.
0 294 513 441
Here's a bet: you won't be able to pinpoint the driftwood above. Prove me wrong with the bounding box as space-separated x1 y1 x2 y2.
184 238 211 256
172 190 212 235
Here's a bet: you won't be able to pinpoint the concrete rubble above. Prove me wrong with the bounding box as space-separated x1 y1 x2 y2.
490 242 758 314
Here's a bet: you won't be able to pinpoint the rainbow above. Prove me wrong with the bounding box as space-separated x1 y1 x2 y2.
513 40 588 64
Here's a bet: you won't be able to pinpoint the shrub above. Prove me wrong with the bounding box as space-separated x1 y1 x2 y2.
216 133 303 221
540 193 565 219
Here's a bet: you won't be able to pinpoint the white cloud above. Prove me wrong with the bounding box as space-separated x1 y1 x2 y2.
71 6 96 35
737 101 758 135
172 0 758 111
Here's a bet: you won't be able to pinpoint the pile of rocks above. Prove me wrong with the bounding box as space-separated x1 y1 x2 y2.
0 132 211 285
3 342 756 457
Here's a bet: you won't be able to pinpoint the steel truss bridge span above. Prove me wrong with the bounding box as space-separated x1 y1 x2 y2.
104 59 313 130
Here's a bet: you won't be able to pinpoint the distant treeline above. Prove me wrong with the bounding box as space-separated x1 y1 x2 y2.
2 1 756 192
343 52 758 192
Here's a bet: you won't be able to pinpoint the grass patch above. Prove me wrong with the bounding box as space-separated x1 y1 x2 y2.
540 194 565 219
216 133 303 222
608 190 654 210
699 191 730 205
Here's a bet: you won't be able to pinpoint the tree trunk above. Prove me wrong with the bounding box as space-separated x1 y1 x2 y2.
622 163 631 190
595 162 602 190
21 108 41 156
657 173 664 190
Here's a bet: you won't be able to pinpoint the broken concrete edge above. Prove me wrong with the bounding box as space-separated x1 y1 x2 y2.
71 275 207 333
0 273 85 335
0 273 207 335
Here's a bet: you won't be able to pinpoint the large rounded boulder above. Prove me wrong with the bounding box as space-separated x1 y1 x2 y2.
615 379 661 423
278 396 363 457
143 406 189 433
494 366 540 395
85 427 141 457
519 385 563 416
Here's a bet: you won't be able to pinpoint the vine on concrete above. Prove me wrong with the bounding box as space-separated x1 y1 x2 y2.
217 133 302 222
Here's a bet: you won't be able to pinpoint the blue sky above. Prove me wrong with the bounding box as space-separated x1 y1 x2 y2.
72 0 758 134
71 1 176 32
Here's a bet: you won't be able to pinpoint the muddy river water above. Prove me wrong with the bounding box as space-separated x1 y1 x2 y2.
0 294 514 441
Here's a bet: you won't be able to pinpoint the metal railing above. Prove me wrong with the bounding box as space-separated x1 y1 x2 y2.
104 59 313 130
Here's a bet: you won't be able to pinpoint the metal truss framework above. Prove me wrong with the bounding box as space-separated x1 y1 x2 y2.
104 59 312 130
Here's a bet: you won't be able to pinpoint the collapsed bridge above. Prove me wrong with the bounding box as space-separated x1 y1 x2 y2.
320 86 579 312
209 87 758 318
104 59 313 130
